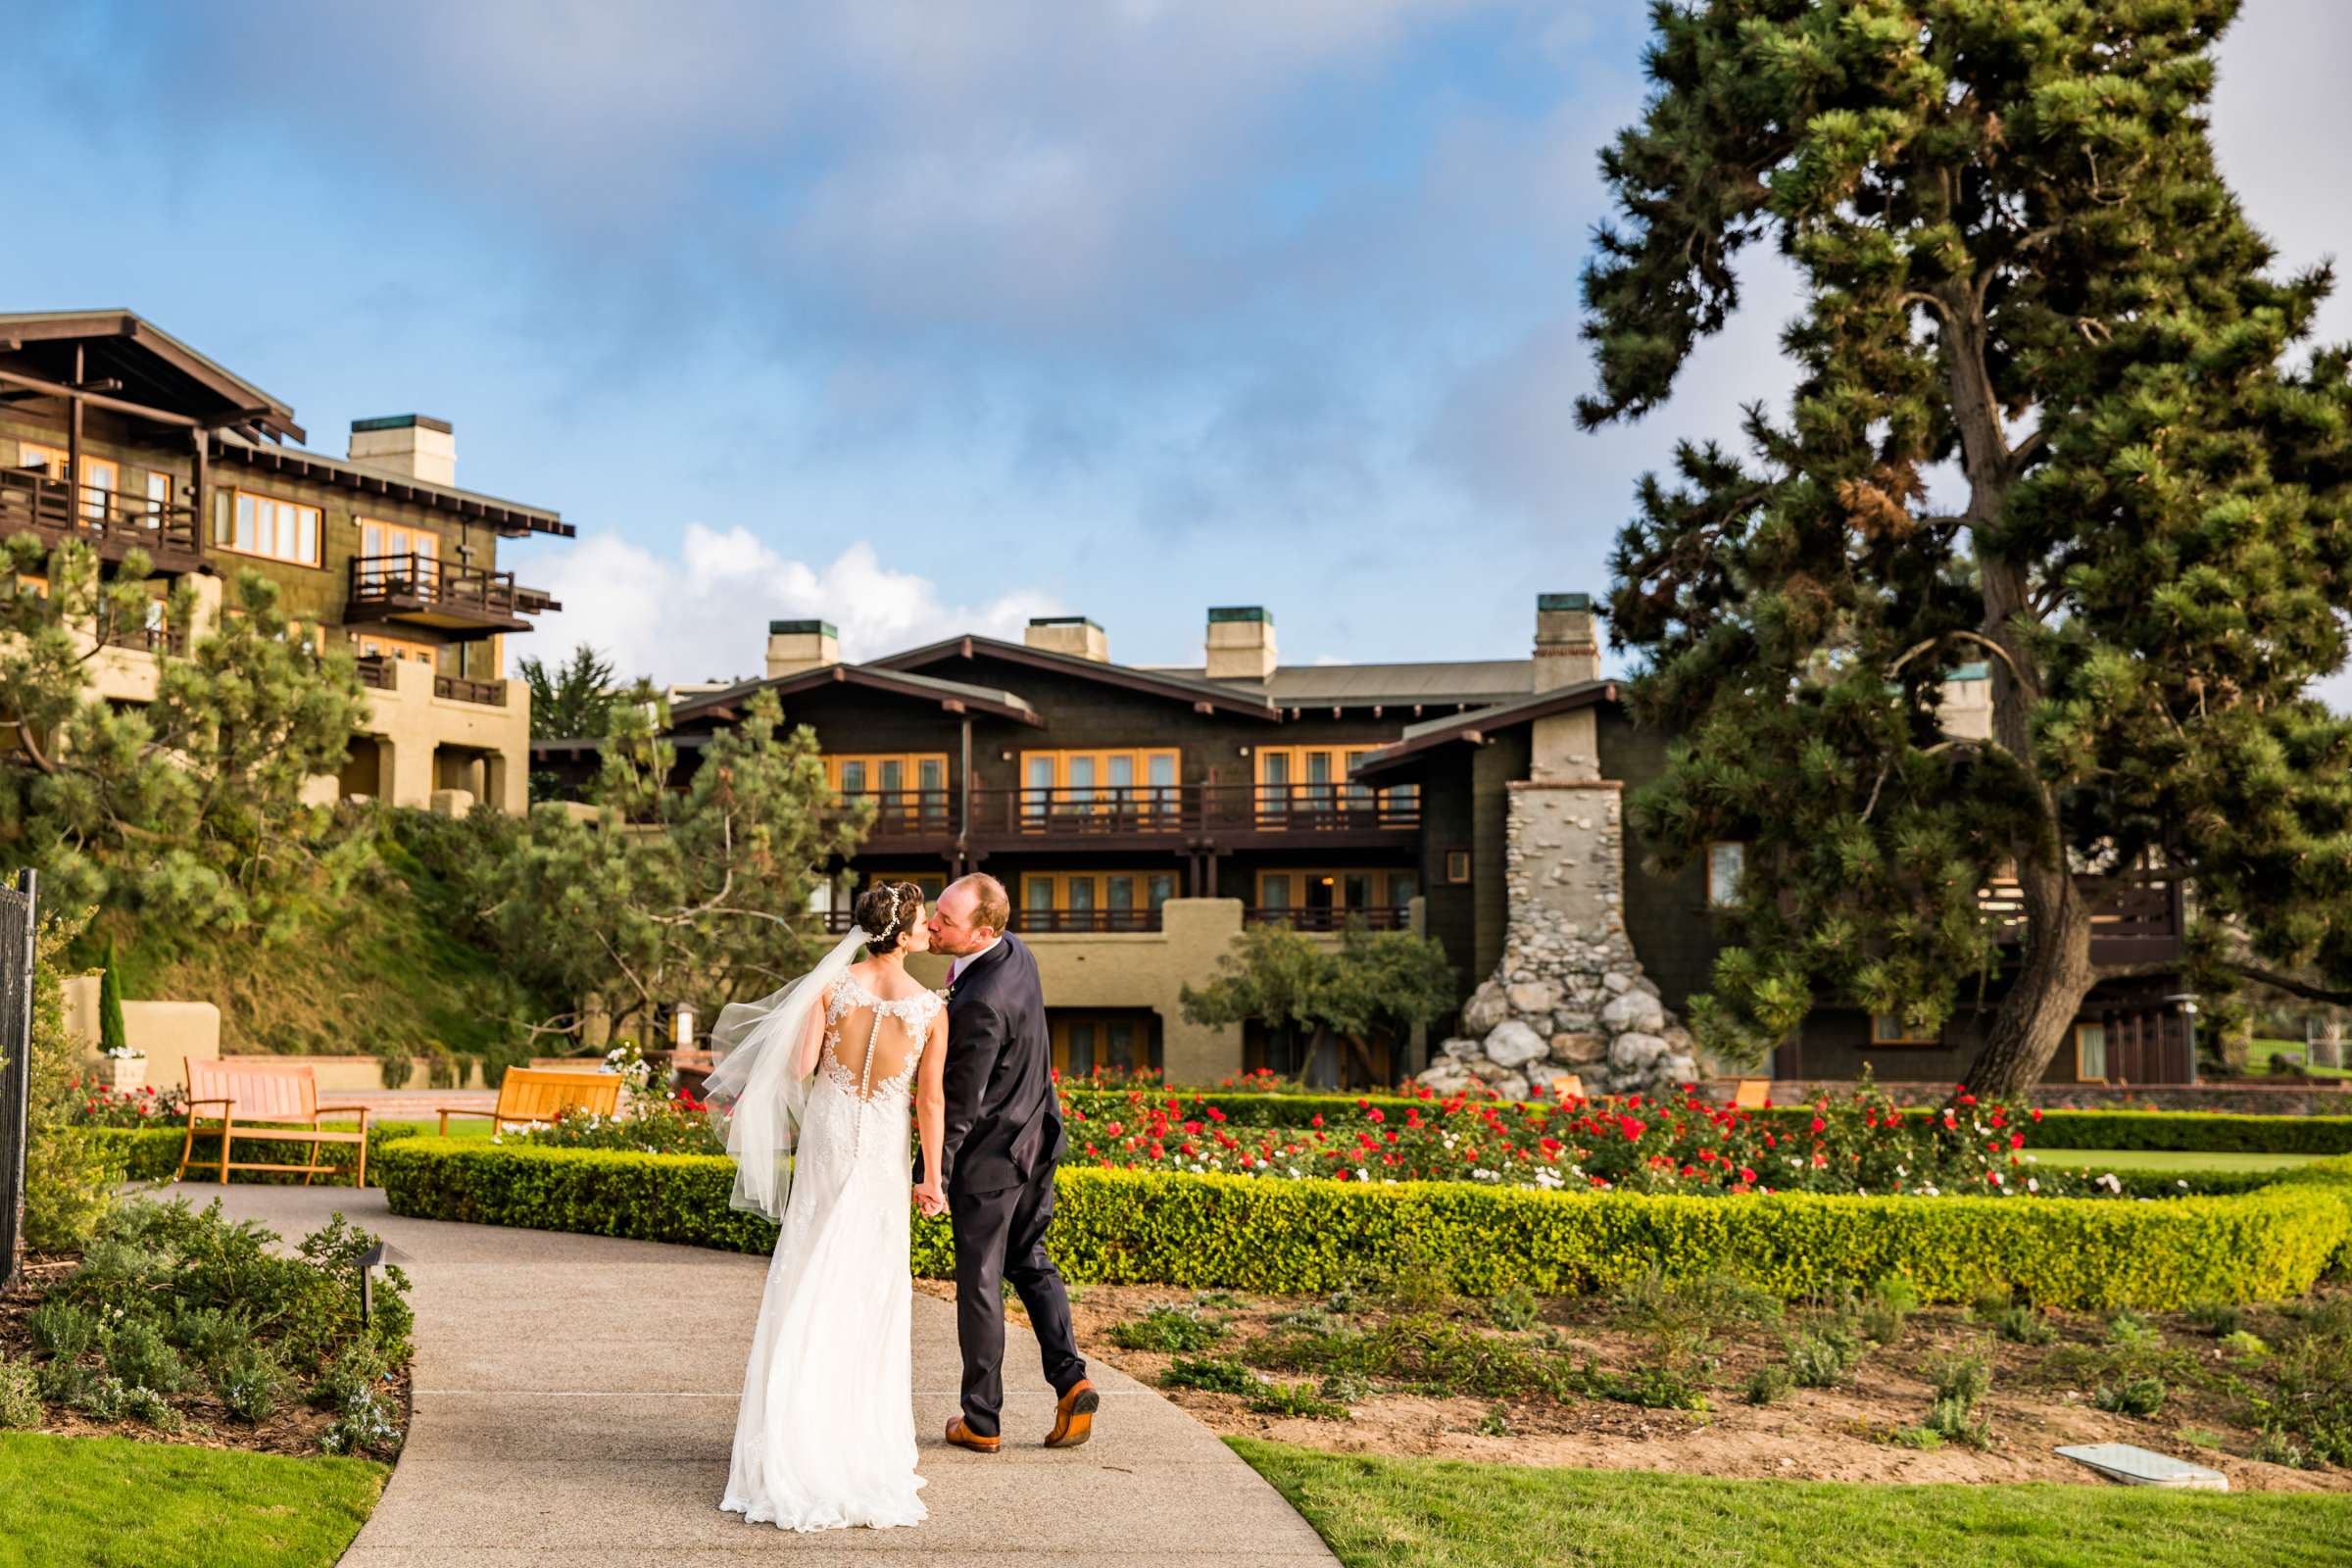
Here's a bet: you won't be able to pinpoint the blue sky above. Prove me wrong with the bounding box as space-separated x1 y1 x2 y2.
6 1 2349 703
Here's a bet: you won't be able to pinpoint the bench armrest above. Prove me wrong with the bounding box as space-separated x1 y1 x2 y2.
437 1105 496 1136
184 1097 232 1112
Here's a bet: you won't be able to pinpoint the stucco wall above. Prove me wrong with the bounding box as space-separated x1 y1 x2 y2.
63 974 221 1091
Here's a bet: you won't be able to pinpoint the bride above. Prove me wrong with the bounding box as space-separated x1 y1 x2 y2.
701 880 949 1532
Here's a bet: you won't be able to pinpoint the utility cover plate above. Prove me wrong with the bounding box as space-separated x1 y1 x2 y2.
2056 1444 2229 1492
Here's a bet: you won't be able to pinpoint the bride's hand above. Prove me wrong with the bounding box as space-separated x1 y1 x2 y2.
911 1180 947 1218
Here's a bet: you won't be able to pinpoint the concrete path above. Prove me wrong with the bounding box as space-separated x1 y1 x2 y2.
170 1182 1340 1567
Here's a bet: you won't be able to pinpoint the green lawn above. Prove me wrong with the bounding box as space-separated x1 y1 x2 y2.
1231 1440 2352 1568
0 1433 387 1568
2027 1147 2322 1173
2246 1037 2351 1080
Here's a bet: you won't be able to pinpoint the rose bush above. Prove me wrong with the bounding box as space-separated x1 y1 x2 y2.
1059 1074 2118 1199
66 1078 188 1128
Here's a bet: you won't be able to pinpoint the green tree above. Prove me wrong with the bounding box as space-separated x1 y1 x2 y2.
97 933 127 1060
0 540 372 936
1579 1 2352 1093
473 688 865 1045
1182 923 1455 1086
24 907 117 1251
518 642 634 741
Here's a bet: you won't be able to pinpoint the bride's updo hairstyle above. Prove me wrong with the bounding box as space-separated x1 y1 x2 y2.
854 881 924 956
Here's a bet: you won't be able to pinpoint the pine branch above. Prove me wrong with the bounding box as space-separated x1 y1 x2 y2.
2223 962 2352 1008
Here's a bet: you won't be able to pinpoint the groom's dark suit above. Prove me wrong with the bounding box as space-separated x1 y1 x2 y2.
931 932 1086 1438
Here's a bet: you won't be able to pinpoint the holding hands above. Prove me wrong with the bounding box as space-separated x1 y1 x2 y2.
912 1179 947 1218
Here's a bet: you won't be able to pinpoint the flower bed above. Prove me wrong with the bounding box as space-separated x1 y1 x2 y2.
373 1137 2352 1308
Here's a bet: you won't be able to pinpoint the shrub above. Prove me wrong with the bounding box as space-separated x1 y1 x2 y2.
1744 1362 1792 1405
2222 1330 2270 1362
1788 1333 1854 1389
1927 1351 1990 1409
2184 1299 2243 1338
121 1384 182 1433
102 1320 192 1396
27 1299 97 1358
1248 1381 1350 1420
1488 1286 1541 1333
373 1137 2352 1308
1922 1396 1990 1447
1861 1277 1919 1344
1163 1356 1261 1395
169 1304 256 1370
1108 1307 1227 1353
2093 1377 2167 1416
0 1360 40 1430
214 1345 290 1425
1992 1306 2057 1346
318 1389 401 1457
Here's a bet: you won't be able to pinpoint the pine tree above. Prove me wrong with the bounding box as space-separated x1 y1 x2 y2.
518 642 626 741
1579 2 2352 1092
97 933 127 1060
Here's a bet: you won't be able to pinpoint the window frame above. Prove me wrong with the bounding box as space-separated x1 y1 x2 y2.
1869 1012 1940 1047
1443 849 1471 885
1706 841 1746 908
2074 1021 2109 1082
219 489 324 568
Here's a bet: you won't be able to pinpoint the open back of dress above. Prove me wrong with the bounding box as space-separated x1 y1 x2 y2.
819 973 936 1105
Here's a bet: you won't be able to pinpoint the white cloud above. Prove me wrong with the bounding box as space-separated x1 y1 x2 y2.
523 525 1059 685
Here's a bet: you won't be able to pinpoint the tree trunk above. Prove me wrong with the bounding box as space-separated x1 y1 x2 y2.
1962 863 2096 1095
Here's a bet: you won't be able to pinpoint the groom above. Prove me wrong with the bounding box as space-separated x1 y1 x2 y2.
920 874 1096 1453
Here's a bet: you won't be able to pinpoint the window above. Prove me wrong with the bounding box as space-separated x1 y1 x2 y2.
1254 745 1387 815
1870 1013 1939 1046
220 491 322 566
18 443 116 518
1016 870 1176 928
1707 842 1746 908
1444 849 1471 884
1051 1013 1157 1076
826 755 951 826
2075 1023 2108 1082
1253 868 1415 923
1018 749 1180 817
145 470 175 516
358 519 439 589
354 631 439 663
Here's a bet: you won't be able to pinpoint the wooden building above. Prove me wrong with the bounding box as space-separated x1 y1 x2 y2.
0 310 571 811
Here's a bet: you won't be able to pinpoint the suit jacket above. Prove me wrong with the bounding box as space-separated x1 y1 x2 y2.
934 932 1064 1196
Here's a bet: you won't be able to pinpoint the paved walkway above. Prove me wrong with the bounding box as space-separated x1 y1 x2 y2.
175 1183 1339 1567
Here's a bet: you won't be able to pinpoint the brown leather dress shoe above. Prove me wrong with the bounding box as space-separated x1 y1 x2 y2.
1044 1378 1100 1448
944 1416 1001 1453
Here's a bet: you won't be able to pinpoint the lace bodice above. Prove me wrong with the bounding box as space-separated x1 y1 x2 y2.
817 971 942 1103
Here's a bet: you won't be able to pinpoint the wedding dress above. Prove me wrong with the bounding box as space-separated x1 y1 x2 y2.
716 966 942 1532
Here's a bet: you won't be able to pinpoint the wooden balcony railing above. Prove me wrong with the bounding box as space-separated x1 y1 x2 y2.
432 673 508 707
1980 872 2183 964
98 616 186 658
832 789 957 841
0 470 202 566
968 783 1420 842
1010 907 1164 934
354 654 397 691
349 553 530 620
1244 906 1412 932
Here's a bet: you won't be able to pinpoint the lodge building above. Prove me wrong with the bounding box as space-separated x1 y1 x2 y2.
0 310 571 811
534 596 2195 1091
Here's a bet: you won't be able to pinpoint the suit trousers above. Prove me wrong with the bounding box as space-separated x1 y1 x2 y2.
948 1162 1087 1438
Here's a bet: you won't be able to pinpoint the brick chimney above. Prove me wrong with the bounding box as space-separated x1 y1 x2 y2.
1024 615 1108 662
764 619 839 678
1205 606 1277 681
1533 592 1601 693
348 415 456 486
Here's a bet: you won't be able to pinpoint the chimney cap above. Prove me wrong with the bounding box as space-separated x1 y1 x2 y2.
768 619 838 637
1207 606 1272 624
1027 615 1101 630
1538 593 1593 612
350 414 454 435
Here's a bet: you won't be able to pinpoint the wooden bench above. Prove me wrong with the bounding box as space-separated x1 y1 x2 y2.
176 1059 372 1187
436 1067 622 1136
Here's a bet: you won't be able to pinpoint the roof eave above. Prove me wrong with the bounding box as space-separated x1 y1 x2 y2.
874 635 1280 720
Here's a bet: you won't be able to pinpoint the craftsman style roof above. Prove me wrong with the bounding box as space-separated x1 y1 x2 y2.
667 662 1043 729
1349 679 1620 782
873 635 1281 720
1148 658 1536 710
0 309 303 441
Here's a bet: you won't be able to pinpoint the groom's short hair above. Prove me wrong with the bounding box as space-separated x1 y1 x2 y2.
957 873 1010 936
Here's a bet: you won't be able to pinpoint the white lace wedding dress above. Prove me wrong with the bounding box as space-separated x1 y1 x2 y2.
721 972 941 1532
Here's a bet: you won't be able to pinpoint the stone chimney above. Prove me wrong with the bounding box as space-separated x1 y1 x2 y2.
1024 615 1108 662
348 415 457 486
1533 592 1601 693
764 619 839 678
1205 606 1277 681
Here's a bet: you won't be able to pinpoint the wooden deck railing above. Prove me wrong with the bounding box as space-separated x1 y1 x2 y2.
432 673 508 707
831 789 957 840
1980 872 2184 961
1244 906 1412 932
0 470 201 563
98 616 186 658
353 655 397 691
968 783 1420 840
1009 907 1164 934
349 553 525 617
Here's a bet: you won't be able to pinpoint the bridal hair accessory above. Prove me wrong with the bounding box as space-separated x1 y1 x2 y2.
700 925 872 1222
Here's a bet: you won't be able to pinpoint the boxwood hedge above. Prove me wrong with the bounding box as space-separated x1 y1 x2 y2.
371 1137 2350 1309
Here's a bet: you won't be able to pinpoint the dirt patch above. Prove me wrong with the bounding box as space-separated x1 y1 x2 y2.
947 1277 2352 1494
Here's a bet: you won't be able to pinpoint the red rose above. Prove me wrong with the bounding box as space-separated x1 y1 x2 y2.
1740 1167 1757 1184
2010 1132 2026 1150
1809 1116 1827 1135
1310 1113 1324 1128
1367 1107 1386 1123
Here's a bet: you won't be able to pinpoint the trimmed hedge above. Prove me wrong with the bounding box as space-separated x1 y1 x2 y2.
96 1120 446 1188
1066 1088 2352 1155
372 1136 2350 1309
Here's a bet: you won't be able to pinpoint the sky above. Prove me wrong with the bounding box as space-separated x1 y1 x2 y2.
5 0 2349 705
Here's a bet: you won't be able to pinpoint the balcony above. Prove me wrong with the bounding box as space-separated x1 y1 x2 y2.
1010 907 1163 934
968 783 1420 850
1244 906 1413 932
345 553 553 636
831 789 958 849
0 470 203 573
433 673 508 707
1981 873 2183 967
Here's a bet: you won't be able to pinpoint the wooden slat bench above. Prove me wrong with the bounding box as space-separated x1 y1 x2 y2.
436 1067 622 1136
176 1059 373 1187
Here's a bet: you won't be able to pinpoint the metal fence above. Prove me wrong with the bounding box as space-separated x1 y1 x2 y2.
0 870 39 1293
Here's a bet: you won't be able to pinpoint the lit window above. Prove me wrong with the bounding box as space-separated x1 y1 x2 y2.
220 491 322 566
2076 1023 2108 1081
1707 842 1746 907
